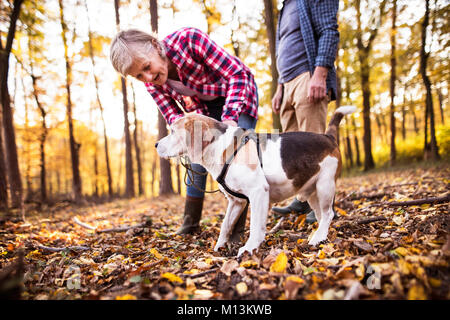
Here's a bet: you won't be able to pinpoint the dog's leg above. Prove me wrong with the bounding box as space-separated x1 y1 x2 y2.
237 187 270 257
307 192 321 222
309 158 338 246
214 197 247 251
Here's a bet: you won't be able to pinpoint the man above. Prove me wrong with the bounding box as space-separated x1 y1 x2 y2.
271 0 340 223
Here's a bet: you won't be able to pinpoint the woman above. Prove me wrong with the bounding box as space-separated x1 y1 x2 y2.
110 27 258 241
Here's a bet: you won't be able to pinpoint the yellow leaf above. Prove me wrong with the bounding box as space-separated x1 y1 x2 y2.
285 276 304 285
183 269 200 275
150 248 162 259
336 207 347 216
397 259 412 275
161 272 183 284
407 284 426 300
115 294 137 300
236 282 248 295
355 264 365 280
429 278 441 288
394 247 409 257
205 258 213 265
270 252 288 273
317 250 326 259
240 260 259 268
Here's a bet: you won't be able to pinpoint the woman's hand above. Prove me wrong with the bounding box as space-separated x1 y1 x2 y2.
272 84 284 114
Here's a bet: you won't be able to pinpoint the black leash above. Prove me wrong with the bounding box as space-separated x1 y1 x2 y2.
180 155 221 194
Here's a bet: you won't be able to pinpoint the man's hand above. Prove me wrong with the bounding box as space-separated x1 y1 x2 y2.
308 66 328 103
223 120 237 127
272 83 284 114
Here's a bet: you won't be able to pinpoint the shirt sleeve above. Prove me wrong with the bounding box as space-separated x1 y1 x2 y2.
310 0 340 69
185 28 249 123
145 84 184 125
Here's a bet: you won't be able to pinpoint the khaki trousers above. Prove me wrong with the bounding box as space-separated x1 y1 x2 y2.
280 72 329 134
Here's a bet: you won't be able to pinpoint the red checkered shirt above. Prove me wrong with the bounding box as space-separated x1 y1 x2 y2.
144 27 258 125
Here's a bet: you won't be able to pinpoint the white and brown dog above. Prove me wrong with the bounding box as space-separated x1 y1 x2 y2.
156 106 356 257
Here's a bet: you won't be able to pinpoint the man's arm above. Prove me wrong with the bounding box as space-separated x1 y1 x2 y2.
308 0 339 103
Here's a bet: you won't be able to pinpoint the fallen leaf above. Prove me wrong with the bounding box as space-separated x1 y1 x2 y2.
240 258 258 268
236 282 248 295
115 294 137 300
407 282 426 300
161 272 183 284
220 260 239 276
270 252 288 273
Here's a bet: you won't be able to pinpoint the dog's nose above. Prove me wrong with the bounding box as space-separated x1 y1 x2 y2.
155 142 158 148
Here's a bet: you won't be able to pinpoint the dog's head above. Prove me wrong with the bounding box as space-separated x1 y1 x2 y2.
155 113 228 163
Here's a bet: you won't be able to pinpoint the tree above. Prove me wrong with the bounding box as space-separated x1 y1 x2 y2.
420 0 439 160
355 0 388 171
114 0 135 197
149 0 174 195
58 0 83 203
0 0 24 211
263 0 281 131
130 83 144 196
83 0 114 198
389 0 397 165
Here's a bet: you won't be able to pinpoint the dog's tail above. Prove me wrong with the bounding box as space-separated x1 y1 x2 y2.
325 106 357 140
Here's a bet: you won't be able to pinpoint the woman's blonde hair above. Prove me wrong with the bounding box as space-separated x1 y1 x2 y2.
110 29 166 77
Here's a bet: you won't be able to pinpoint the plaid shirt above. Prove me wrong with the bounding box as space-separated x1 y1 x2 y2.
145 27 258 125
276 0 339 100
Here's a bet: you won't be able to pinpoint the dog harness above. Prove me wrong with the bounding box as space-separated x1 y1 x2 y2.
181 129 263 201
216 129 263 200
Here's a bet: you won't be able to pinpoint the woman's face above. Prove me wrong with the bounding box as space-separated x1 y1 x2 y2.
128 49 168 86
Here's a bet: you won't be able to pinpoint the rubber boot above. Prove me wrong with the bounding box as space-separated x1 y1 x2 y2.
229 204 248 243
271 198 311 215
176 196 203 235
305 196 338 224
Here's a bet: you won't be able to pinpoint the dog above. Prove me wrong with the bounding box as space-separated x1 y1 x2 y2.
156 106 356 257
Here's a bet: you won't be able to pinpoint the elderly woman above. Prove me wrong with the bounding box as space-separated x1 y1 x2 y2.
110 27 258 241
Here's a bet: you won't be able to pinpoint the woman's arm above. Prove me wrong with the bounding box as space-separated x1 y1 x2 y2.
146 85 184 125
185 28 253 123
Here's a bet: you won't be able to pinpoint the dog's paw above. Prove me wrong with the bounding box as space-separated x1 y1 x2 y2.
237 245 257 258
308 234 327 246
214 241 226 252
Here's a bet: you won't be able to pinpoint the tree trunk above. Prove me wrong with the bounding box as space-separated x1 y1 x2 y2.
437 88 444 125
0 120 8 211
58 0 83 203
389 0 397 165
0 0 24 211
149 0 174 195
30 69 48 203
355 0 386 171
230 0 240 58
130 84 143 196
420 0 439 160
114 0 135 197
22 75 33 202
263 0 281 131
401 86 407 140
84 0 113 198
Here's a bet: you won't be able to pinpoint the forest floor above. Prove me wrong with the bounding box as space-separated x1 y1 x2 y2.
1 162 449 300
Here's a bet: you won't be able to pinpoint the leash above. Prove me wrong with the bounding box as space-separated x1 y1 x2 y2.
180 129 263 199
180 155 221 194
